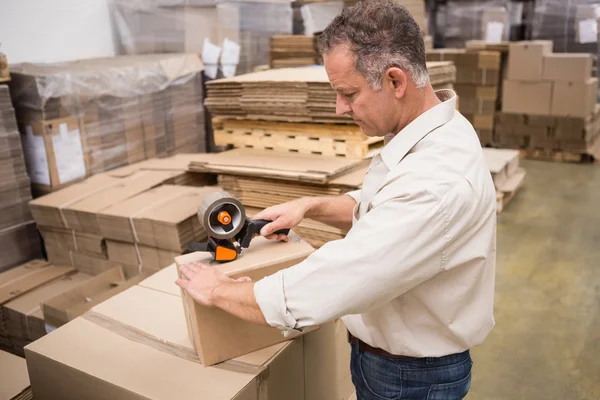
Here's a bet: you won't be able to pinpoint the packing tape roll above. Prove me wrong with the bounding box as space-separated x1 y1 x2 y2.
198 191 246 240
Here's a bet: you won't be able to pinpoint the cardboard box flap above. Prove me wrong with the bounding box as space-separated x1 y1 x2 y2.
105 154 202 178
0 349 30 399
28 174 120 208
141 186 223 223
138 264 181 297
189 149 363 183
0 260 75 304
66 170 184 213
97 185 178 218
175 233 314 278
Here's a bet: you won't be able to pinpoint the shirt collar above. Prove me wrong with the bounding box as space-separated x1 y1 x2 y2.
379 89 457 169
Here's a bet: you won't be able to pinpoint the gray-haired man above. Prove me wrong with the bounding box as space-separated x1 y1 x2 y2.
177 1 496 399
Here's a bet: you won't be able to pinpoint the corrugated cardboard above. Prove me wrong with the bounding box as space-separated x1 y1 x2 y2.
176 233 315 366
502 80 553 115
106 240 179 274
138 263 180 296
507 41 553 81
26 284 305 400
39 227 106 259
41 266 145 329
551 78 599 118
97 185 222 252
0 349 32 400
543 53 593 82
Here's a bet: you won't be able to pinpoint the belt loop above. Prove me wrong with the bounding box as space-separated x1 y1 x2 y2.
425 357 435 365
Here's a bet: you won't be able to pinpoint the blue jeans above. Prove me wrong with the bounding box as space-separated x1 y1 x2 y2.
350 340 473 400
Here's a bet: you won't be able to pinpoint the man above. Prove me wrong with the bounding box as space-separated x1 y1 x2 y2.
177 1 496 398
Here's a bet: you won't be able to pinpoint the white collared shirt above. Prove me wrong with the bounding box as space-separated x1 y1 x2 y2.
254 90 497 357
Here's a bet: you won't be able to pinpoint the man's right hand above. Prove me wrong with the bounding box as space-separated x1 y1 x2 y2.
253 198 312 241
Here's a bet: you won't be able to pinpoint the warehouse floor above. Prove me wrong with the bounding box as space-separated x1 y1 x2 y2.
468 160 600 400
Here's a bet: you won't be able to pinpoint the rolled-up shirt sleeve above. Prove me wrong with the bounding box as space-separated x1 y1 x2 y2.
254 187 455 331
345 189 361 203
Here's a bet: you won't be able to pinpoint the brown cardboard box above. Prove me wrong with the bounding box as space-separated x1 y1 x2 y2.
176 233 315 366
19 117 89 191
26 283 306 400
543 54 593 82
0 349 32 400
551 78 599 118
502 80 553 115
41 266 144 329
4 272 91 355
507 41 553 81
97 185 222 252
106 240 179 274
39 227 107 259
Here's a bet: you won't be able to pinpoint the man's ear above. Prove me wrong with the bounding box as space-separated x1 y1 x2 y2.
386 67 408 99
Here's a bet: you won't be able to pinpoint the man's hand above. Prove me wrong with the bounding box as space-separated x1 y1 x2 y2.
176 262 252 307
253 198 313 241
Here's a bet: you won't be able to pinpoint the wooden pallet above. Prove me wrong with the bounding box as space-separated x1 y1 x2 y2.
518 148 597 164
214 120 383 158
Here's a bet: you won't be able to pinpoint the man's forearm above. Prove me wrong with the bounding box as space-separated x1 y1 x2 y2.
303 194 356 231
211 281 270 326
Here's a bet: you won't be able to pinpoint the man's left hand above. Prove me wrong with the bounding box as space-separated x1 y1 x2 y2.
176 262 252 307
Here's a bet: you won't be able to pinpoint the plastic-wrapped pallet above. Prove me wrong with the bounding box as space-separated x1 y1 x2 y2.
8 53 206 195
300 2 344 36
111 0 293 77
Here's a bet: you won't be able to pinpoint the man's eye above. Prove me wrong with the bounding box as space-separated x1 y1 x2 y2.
343 92 355 99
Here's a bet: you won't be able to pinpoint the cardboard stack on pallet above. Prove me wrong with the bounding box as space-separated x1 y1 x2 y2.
9 54 207 195
270 35 318 68
189 149 367 248
465 40 510 112
25 258 355 400
427 49 502 145
0 86 42 272
498 41 600 161
1 349 32 400
0 52 9 83
112 0 293 77
482 148 526 213
28 156 214 278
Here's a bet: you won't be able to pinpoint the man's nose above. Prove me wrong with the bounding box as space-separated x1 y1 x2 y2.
335 93 351 116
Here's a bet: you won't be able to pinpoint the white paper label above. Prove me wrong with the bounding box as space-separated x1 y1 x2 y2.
579 19 598 44
51 127 86 184
201 38 221 66
485 21 504 43
22 126 51 185
221 38 241 66
221 64 237 78
205 65 219 80
59 122 69 141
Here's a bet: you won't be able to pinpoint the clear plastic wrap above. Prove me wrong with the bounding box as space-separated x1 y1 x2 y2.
8 53 206 192
299 2 344 36
438 0 526 48
111 0 293 76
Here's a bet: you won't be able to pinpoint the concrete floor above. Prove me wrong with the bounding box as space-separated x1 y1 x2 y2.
468 160 600 400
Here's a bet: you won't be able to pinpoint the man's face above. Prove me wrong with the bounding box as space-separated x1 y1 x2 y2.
324 45 398 137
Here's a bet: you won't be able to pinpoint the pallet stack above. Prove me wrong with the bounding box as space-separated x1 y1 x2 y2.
482 148 526 213
270 35 318 68
9 54 207 195
0 86 42 273
427 49 502 145
28 155 215 279
498 41 600 162
189 149 367 248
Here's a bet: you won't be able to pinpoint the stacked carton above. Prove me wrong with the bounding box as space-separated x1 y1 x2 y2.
25 262 355 400
28 156 213 278
111 0 293 77
0 86 42 272
498 41 600 160
427 49 502 145
270 35 318 68
9 54 207 194
0 349 32 400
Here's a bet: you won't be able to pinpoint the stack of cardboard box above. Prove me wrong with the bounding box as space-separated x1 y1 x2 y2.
498 41 600 160
270 35 318 68
9 54 207 195
427 49 502 145
0 86 42 272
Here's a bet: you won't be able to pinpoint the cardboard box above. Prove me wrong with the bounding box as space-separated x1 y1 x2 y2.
19 117 88 191
70 251 131 277
97 185 222 252
507 41 553 81
0 349 32 400
4 272 91 355
551 78 599 118
26 284 306 400
39 226 107 259
176 233 315 366
543 53 593 82
41 266 145 329
502 80 553 115
106 240 179 274
138 263 180 296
